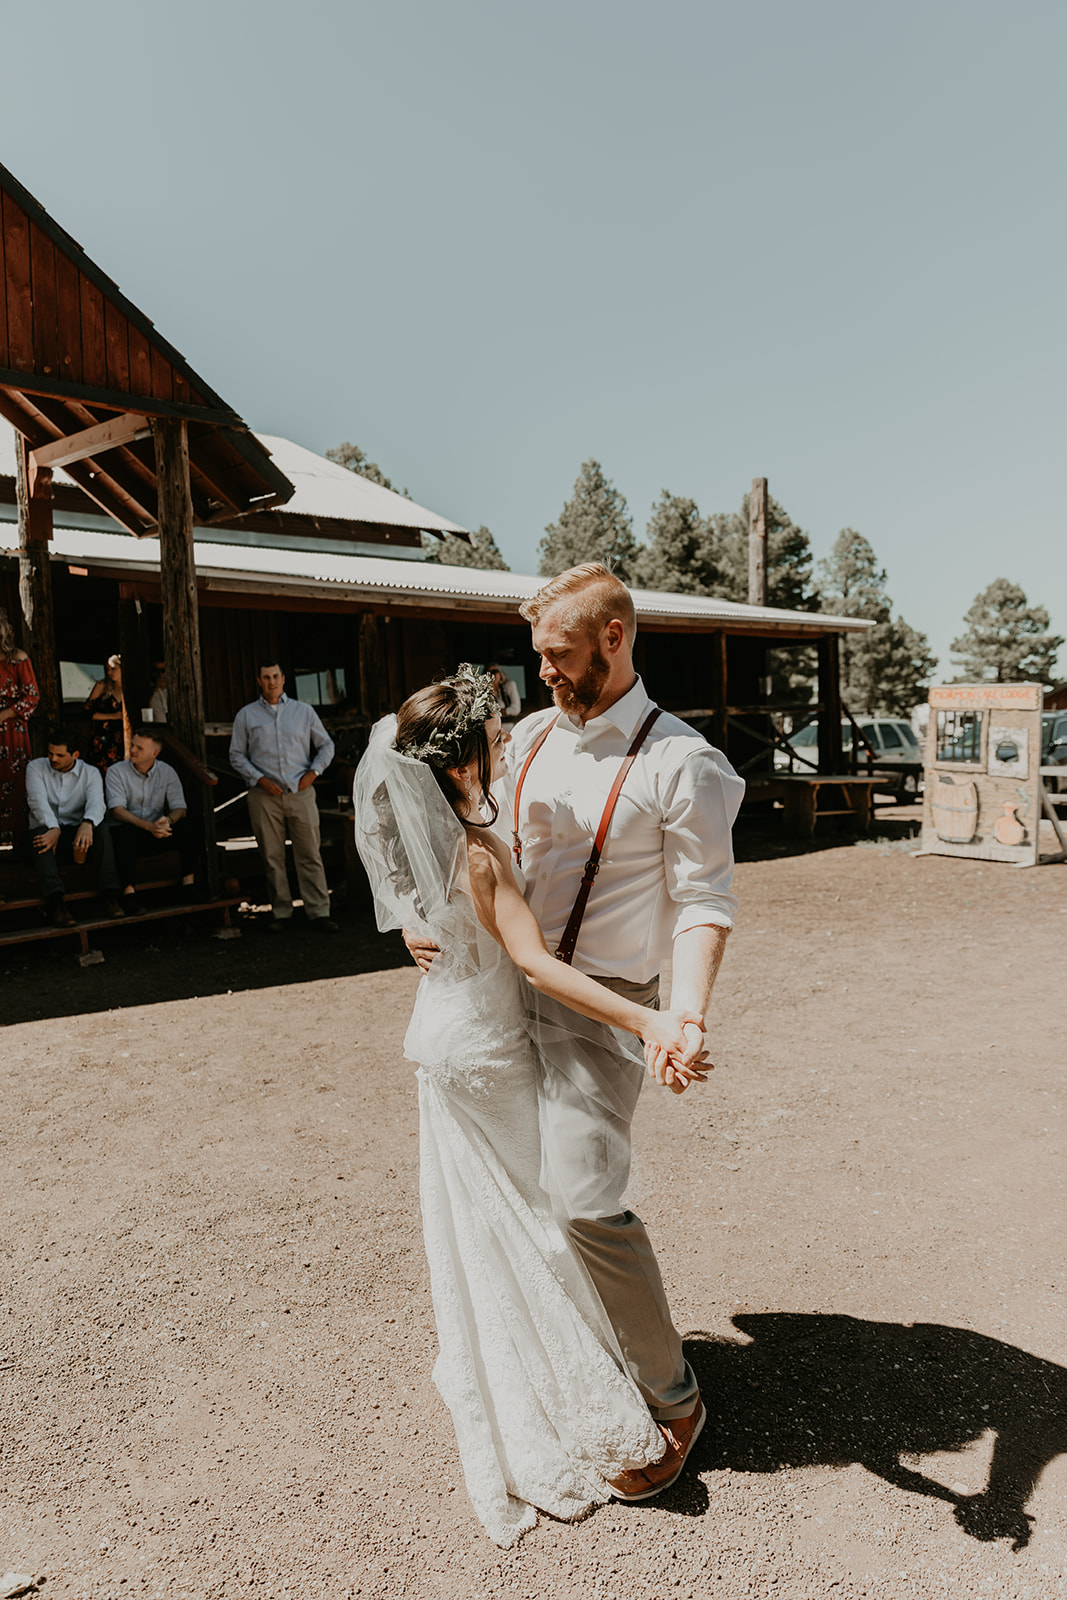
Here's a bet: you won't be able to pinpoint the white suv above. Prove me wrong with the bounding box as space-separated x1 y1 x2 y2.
774 717 924 802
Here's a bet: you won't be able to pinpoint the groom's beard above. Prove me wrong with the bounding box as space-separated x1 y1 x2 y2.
550 646 610 717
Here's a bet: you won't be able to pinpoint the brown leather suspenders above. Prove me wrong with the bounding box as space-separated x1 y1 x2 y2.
512 706 663 966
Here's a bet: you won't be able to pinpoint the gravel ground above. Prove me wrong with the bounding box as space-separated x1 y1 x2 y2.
1 820 1065 1599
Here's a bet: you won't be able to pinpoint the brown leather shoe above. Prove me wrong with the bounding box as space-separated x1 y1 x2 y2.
47 900 76 928
608 1398 705 1502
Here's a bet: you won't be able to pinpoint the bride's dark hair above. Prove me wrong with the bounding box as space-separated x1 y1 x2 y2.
395 679 499 829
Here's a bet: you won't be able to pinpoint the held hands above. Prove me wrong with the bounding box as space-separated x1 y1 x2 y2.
642 1010 713 1095
150 816 172 839
258 777 284 797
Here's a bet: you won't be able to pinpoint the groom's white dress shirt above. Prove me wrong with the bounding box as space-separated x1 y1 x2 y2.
504 676 745 984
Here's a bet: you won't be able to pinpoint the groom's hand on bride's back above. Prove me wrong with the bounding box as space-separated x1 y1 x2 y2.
402 927 441 973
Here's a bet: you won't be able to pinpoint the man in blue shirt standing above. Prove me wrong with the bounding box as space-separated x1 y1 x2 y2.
27 728 125 925
229 660 338 933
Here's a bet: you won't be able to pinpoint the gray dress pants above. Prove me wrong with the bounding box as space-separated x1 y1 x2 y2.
543 974 699 1422
246 786 331 920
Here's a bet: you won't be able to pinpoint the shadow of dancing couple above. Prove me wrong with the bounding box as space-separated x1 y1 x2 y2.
656 1311 1067 1553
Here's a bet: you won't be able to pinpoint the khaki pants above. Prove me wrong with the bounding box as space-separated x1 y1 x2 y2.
247 786 331 921
549 974 699 1421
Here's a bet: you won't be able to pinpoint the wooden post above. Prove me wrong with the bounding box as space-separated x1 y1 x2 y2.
712 631 728 754
816 634 844 774
152 417 219 894
14 434 60 735
117 582 153 755
358 612 381 720
748 477 768 607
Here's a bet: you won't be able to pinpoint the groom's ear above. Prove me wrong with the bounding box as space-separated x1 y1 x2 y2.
603 618 627 655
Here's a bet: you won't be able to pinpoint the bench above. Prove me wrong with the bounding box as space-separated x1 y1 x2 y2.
0 856 243 965
745 775 882 838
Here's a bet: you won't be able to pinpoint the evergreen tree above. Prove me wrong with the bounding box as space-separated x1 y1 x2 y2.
421 524 510 571
630 492 725 595
818 528 938 715
325 441 409 497
951 579 1063 684
710 491 818 611
539 460 638 580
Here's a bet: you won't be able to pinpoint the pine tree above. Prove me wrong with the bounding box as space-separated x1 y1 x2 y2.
539 460 638 580
630 492 725 595
325 440 409 497
818 528 938 715
951 579 1063 684
421 525 510 571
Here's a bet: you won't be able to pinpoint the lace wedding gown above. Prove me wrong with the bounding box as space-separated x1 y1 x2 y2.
404 888 664 1548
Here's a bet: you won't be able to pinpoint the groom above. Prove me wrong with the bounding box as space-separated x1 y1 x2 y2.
407 562 744 1496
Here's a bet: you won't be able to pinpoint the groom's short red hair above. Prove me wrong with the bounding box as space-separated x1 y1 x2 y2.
519 563 636 645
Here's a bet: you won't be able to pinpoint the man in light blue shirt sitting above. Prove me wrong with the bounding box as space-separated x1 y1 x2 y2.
27 727 124 926
229 660 338 933
105 729 198 915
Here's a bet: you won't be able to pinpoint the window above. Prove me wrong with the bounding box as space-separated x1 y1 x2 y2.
790 724 819 747
900 725 921 751
936 709 983 763
860 723 880 750
294 668 347 707
61 662 102 703
879 723 903 748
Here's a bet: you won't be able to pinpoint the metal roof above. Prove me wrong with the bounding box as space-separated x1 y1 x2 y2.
0 420 465 541
249 434 466 535
4 520 873 633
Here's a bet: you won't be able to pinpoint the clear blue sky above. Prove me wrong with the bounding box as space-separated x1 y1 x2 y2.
2 1 1063 673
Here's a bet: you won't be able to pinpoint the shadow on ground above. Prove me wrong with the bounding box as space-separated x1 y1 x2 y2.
649 1312 1066 1551
734 804 921 863
0 905 411 1027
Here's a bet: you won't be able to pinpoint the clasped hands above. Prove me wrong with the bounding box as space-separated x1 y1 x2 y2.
642 1013 712 1096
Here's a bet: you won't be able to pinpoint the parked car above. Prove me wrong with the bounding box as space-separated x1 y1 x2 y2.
774 716 924 802
1042 711 1067 793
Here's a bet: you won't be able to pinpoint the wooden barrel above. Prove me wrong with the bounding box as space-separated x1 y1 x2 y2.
931 778 979 843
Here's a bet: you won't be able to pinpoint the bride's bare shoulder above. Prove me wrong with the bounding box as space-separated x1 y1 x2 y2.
465 828 510 881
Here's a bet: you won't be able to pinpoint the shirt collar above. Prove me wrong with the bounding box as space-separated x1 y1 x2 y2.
259 692 289 710
566 675 650 739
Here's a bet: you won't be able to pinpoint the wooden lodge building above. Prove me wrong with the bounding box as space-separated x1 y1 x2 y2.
0 417 870 805
0 155 872 923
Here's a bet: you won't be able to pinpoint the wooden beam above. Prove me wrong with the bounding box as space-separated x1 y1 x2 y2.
748 477 768 607
816 634 844 775
31 410 151 471
153 416 219 894
14 433 60 728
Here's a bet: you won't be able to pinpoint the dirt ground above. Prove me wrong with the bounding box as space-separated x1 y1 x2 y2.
2 806 1065 1600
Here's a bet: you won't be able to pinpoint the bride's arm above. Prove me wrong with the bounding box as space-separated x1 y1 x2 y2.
465 833 703 1070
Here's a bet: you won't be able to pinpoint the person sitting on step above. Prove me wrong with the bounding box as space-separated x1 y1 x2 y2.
105 729 198 915
26 727 125 926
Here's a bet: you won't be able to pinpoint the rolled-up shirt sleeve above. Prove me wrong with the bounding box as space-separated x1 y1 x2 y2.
104 763 128 817
164 768 188 812
83 766 106 827
309 711 334 776
660 744 746 934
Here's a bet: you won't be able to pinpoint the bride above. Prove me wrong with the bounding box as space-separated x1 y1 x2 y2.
354 666 706 1548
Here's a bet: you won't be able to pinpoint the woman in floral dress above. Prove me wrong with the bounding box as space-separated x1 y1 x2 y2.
84 654 125 772
0 607 40 841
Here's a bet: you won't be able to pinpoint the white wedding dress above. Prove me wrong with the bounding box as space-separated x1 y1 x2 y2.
404 889 664 1547
354 717 663 1547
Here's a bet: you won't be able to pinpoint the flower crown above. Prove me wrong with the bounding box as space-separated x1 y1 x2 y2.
398 663 499 767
